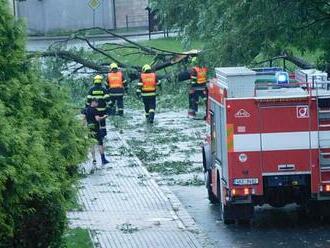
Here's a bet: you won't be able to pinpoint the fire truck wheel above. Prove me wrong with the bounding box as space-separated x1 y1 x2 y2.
206 170 219 204
221 206 235 225
237 219 252 225
222 204 253 225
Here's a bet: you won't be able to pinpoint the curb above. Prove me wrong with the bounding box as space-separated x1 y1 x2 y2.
115 128 213 247
28 31 175 42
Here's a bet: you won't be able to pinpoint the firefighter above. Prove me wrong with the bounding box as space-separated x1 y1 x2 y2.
188 57 208 118
82 98 109 167
137 64 160 124
106 63 127 116
86 75 110 159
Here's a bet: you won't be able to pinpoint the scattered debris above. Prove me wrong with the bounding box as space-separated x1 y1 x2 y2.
176 175 204 186
117 223 139 234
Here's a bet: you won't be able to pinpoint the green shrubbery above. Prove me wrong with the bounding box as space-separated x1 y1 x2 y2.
0 1 88 247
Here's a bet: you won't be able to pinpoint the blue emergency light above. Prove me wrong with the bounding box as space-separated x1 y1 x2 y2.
275 71 289 84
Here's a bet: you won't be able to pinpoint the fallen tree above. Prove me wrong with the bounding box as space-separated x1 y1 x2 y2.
27 27 200 81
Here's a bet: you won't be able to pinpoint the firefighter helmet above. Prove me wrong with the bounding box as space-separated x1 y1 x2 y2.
110 63 119 71
191 57 198 65
94 75 103 84
142 64 152 73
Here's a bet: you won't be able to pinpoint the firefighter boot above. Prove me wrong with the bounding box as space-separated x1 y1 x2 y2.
148 109 155 124
188 110 196 118
117 108 124 116
101 154 109 165
145 112 149 121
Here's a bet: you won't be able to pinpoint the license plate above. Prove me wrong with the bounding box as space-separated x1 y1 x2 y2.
233 178 259 185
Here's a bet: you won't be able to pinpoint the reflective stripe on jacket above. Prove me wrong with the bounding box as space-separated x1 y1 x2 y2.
86 85 109 111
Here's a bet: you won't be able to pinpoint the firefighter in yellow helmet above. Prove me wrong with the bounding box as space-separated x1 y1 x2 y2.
137 64 160 124
106 63 127 116
86 75 110 165
188 57 208 119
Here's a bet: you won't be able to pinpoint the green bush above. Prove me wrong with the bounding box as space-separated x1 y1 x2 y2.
0 1 88 247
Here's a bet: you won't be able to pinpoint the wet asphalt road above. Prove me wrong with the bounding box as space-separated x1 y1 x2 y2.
170 185 330 248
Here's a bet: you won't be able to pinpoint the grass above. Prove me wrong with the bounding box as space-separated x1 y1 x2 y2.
64 228 93 248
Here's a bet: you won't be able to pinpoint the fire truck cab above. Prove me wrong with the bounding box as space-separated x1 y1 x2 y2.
202 67 330 224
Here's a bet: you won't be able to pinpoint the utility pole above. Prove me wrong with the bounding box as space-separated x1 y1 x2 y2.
112 0 117 29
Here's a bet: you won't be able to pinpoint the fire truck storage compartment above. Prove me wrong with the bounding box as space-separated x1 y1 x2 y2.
259 102 312 174
258 100 313 206
215 67 256 98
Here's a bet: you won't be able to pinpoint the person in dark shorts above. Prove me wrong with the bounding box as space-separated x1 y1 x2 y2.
82 99 109 166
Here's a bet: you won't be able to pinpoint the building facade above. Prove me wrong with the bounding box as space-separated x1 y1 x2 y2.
16 0 148 34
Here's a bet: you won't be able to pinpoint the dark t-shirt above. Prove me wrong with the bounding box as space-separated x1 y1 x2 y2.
82 106 99 132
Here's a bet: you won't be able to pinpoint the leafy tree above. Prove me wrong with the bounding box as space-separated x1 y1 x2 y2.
153 0 330 72
0 1 88 247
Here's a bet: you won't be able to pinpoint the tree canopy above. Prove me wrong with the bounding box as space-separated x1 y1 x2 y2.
0 1 88 246
152 0 330 72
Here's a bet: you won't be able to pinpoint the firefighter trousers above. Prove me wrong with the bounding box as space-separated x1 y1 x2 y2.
109 95 124 116
188 87 208 116
142 95 156 123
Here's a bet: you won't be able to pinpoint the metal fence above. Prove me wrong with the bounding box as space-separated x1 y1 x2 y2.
125 14 148 30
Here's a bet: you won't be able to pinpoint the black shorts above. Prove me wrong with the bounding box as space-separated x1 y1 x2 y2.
90 128 106 145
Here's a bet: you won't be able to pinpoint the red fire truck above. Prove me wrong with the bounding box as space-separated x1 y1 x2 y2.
202 67 330 224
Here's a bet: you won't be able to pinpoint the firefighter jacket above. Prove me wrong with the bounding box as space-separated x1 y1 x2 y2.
190 66 208 89
86 84 110 112
138 72 158 97
107 71 126 96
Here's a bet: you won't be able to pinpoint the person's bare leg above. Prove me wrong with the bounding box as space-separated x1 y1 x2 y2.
98 144 104 155
99 144 109 165
91 145 96 162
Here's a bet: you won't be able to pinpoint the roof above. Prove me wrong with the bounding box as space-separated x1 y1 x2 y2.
215 67 256 76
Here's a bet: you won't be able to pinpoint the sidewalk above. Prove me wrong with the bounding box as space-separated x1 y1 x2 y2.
68 124 207 248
